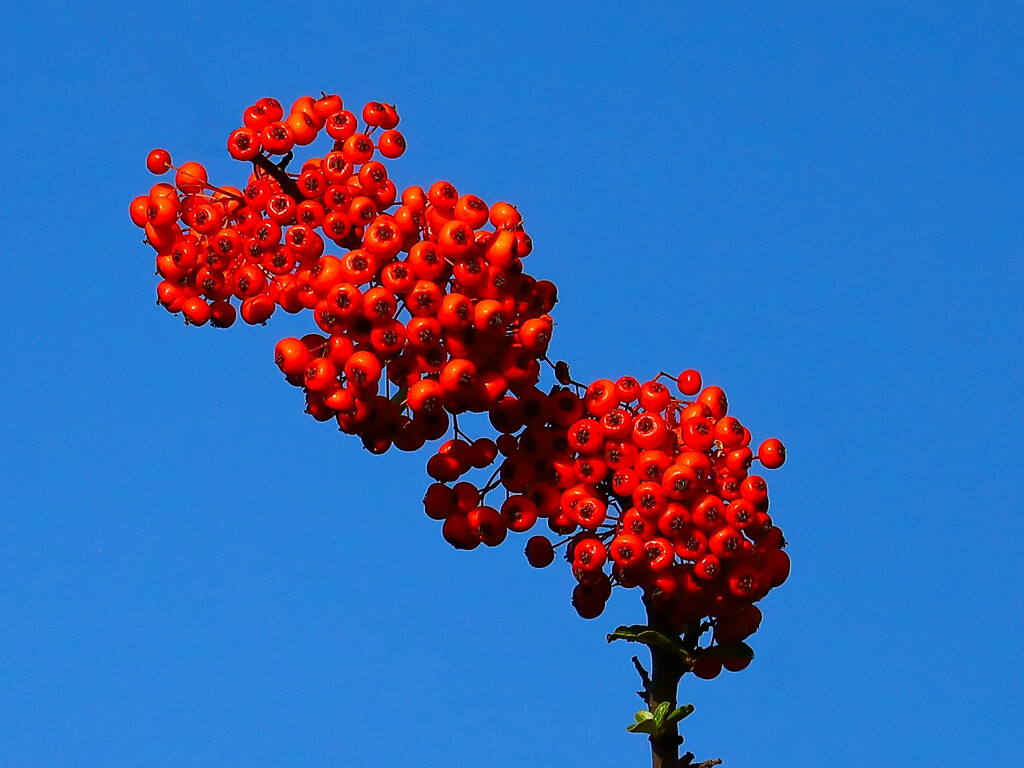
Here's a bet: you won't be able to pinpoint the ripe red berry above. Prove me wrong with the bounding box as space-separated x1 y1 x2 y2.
260 122 295 155
305 358 339 393
175 162 208 194
677 369 702 396
181 296 211 326
571 537 607 573
609 533 645 568
694 554 721 580
244 97 284 130
698 385 729 420
146 148 172 174
489 201 522 229
525 535 555 567
501 496 538 533
722 654 751 673
632 412 668 450
442 514 480 550
574 497 607 529
692 656 723 680
325 110 358 140
342 133 375 165
571 586 606 619
209 300 237 328
240 295 275 325
313 93 343 119
639 381 670 412
614 376 640 403
758 438 787 469
227 127 259 160
423 483 458 520
468 506 507 547
740 475 768 504
377 129 407 159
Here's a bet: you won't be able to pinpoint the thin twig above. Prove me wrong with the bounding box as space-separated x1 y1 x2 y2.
632 655 653 703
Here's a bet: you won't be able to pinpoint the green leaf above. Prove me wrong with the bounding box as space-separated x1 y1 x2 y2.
665 704 695 726
626 719 659 735
698 642 754 662
607 624 647 642
627 710 659 735
652 700 671 726
607 625 693 666
627 704 694 737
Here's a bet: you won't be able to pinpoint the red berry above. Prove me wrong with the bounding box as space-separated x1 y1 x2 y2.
677 369 702 396
758 438 787 469
639 381 670 412
525 535 555 567
609 533 645 568
181 297 211 326
377 129 407 159
227 127 259 160
260 122 295 155
698 385 729 420
468 506 507 547
146 148 172 174
209 300 236 328
692 656 723 679
175 162 207 194
722 655 751 673
571 585 606 619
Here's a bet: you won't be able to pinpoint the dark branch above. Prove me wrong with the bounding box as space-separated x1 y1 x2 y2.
251 152 303 202
633 655 653 702
679 757 723 768
647 602 687 768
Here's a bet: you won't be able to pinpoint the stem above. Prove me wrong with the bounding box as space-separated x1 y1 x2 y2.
646 601 685 768
252 152 303 202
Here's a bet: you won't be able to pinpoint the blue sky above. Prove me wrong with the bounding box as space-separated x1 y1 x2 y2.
1 2 1023 766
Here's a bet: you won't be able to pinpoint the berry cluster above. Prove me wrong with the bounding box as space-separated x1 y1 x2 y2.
132 93 788 677
421 369 789 676
132 94 554 445
269 178 556 453
560 373 787 676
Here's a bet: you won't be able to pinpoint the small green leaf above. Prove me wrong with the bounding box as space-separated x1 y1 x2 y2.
607 625 693 666
627 703 694 737
627 719 659 735
652 700 671 725
665 704 695 726
627 709 656 735
607 625 648 642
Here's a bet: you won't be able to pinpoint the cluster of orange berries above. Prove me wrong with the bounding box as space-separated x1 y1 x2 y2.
562 373 787 676
131 93 788 675
422 369 789 677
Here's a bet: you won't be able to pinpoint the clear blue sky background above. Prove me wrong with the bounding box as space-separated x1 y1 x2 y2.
2 2 1022 766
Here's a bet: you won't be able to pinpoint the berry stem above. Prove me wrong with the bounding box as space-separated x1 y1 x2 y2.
452 414 471 442
251 152 303 202
637 606 721 768
646 601 686 768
